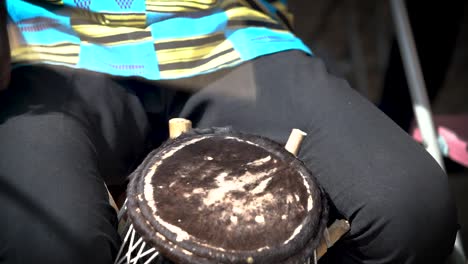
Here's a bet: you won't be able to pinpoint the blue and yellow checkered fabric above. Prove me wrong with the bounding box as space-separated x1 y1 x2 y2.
6 0 311 80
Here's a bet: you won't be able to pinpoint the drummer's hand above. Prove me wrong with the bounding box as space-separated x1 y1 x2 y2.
0 0 11 91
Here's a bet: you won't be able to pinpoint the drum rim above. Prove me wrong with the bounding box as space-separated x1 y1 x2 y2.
127 130 329 263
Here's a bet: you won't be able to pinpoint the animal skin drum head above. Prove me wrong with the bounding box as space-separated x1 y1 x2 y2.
127 128 328 264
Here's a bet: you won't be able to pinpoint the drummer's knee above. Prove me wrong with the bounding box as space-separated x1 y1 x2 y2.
69 223 119 263
65 217 119 263
345 168 458 263
0 212 119 264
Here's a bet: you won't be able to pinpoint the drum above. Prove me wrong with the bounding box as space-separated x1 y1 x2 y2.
114 125 339 264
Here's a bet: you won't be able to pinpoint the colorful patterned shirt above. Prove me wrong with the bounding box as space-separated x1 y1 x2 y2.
6 0 311 80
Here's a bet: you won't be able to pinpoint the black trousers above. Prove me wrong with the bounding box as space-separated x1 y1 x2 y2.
0 51 457 263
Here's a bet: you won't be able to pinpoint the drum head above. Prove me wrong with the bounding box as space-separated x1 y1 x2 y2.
127 129 328 264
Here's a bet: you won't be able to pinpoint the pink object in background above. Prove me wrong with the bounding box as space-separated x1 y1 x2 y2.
411 114 468 168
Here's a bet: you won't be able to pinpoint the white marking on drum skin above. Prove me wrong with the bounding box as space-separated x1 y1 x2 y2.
143 135 268 219
144 165 158 207
157 217 190 242
230 216 238 224
220 211 229 219
257 246 270 252
140 135 318 253
246 140 255 145
251 177 273 195
255 215 265 224
286 195 294 204
195 241 227 252
231 193 273 216
284 224 303 244
307 196 313 211
299 171 314 211
192 188 204 194
216 172 229 183
294 194 300 202
246 155 271 166
169 182 176 188
224 137 257 147
162 137 206 160
232 206 243 214
203 168 277 206
205 156 213 161
142 137 208 243
156 232 166 241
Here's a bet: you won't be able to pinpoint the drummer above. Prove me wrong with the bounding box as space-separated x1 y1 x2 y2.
0 1 457 264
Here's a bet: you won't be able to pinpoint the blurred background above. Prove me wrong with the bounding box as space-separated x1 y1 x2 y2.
288 0 468 255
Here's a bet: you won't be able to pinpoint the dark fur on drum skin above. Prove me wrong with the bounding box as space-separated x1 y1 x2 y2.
155 137 310 251
127 128 329 264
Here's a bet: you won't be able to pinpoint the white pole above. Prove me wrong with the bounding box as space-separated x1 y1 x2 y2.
390 0 444 168
390 1 465 262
